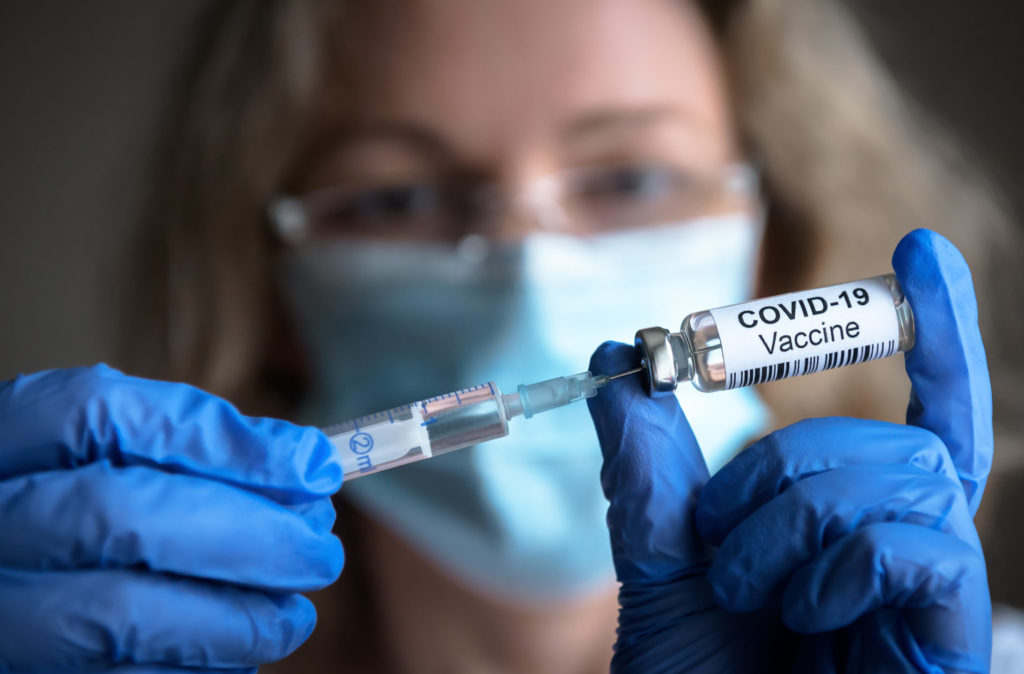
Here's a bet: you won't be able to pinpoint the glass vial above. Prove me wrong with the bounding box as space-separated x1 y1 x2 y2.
636 273 915 395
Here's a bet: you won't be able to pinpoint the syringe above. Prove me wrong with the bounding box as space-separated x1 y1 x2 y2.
326 369 641 480
327 272 915 480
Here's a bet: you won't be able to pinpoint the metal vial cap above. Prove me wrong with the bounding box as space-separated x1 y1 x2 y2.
635 327 681 398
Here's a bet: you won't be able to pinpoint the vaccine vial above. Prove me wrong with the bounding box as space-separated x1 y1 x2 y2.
636 273 915 395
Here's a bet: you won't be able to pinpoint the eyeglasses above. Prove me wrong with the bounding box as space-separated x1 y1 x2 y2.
269 161 759 245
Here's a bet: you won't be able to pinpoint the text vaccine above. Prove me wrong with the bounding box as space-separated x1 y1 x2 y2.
635 274 915 395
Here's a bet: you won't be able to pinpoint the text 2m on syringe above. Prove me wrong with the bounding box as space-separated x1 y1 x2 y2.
327 273 914 478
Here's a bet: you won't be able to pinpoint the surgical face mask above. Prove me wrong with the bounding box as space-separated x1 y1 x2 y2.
280 213 767 602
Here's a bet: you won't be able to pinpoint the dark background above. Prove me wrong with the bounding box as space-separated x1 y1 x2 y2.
852 1 1024 217
0 2 205 378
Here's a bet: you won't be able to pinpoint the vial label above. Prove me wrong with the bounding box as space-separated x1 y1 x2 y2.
709 276 900 389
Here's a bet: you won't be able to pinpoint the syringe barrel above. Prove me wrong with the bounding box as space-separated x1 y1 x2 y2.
326 382 510 480
637 273 915 394
423 387 510 453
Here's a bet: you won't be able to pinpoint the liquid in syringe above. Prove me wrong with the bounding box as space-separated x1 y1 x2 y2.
326 371 632 479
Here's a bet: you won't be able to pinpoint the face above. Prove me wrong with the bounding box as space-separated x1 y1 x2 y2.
287 0 740 243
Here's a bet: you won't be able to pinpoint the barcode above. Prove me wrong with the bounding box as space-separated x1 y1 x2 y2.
726 340 898 389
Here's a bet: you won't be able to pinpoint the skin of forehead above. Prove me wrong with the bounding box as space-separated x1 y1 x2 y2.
311 0 736 178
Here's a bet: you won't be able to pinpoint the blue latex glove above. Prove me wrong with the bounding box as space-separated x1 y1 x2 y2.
0 365 345 673
588 229 992 673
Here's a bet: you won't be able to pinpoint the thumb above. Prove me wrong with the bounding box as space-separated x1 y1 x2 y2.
588 341 713 584
893 229 992 516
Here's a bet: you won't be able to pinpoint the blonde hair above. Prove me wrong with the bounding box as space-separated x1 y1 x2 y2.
706 0 1021 426
129 0 1020 428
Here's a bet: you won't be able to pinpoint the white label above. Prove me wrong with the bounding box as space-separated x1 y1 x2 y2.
709 276 901 390
326 404 433 478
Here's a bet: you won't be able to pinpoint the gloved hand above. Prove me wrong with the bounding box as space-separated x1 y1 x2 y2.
588 228 992 673
0 366 344 673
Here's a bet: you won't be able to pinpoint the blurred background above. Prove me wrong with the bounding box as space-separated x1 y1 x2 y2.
1 0 1023 606
2 1 1023 380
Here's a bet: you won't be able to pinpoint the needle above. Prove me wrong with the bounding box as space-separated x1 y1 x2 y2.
604 367 644 381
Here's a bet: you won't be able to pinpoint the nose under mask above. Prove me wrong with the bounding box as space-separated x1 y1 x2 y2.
280 213 768 602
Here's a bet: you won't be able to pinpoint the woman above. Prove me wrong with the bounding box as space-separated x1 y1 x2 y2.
0 0 1012 671
133 0 1012 670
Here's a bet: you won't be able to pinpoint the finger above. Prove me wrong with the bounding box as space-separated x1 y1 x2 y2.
284 496 337 534
697 417 958 546
0 568 317 671
893 229 993 515
104 669 255 674
0 364 343 503
52 663 260 667
782 522 990 673
707 465 974 611
587 341 711 584
0 462 343 592
841 610 935 674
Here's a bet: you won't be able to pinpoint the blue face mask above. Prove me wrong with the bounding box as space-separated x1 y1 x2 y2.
281 214 768 603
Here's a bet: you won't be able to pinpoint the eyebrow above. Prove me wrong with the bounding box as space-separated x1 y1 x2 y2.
317 122 457 162
559 105 694 141
304 105 694 170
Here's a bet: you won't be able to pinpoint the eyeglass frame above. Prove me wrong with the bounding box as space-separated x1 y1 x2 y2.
268 161 762 246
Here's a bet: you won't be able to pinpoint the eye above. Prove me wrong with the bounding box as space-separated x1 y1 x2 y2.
312 182 444 234
566 163 706 230
575 164 680 203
